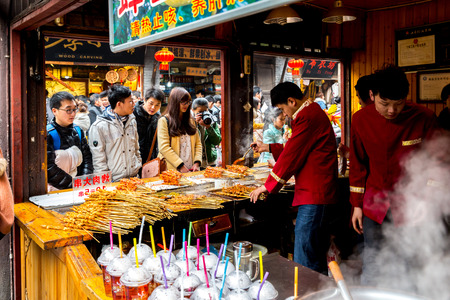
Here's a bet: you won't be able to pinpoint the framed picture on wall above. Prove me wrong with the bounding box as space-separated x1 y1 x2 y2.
417 71 450 103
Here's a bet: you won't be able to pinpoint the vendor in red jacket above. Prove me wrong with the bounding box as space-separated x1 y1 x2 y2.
250 82 338 274
349 65 440 284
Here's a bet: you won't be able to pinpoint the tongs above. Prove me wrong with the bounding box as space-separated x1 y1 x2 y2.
233 146 252 165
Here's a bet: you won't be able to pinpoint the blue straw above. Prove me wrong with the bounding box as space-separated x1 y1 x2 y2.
222 233 229 263
237 242 242 271
219 257 229 300
182 228 186 260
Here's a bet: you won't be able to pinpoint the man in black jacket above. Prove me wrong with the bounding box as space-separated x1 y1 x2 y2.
133 87 165 165
88 93 103 125
47 91 93 191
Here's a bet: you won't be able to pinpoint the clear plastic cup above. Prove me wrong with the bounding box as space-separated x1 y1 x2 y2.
225 270 252 290
128 243 152 265
247 280 278 300
213 259 236 279
190 268 210 284
156 249 176 263
154 263 181 287
148 284 180 300
198 253 218 271
97 247 121 296
174 273 202 298
191 283 220 300
106 256 132 300
214 278 230 297
119 266 152 300
102 244 119 253
226 289 252 300
176 246 198 261
174 258 196 274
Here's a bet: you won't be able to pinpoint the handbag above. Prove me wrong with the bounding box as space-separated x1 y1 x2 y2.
141 119 169 178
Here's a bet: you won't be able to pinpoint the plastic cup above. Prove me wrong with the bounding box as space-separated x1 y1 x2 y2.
247 280 278 300
190 268 210 284
225 270 252 290
174 273 202 298
154 263 181 287
191 283 220 300
142 256 167 275
148 284 180 300
106 256 132 300
97 247 121 296
213 259 236 279
214 278 230 297
102 244 119 253
176 246 198 261
174 258 196 274
128 243 152 265
226 289 252 300
198 253 218 271
120 266 152 300
157 249 176 263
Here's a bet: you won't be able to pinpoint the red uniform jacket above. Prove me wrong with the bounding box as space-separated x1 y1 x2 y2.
350 103 439 224
265 102 338 206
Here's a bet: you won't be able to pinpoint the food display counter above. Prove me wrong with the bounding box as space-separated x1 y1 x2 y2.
14 166 334 299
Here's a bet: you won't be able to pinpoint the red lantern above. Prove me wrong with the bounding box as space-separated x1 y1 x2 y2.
288 59 304 76
154 48 174 71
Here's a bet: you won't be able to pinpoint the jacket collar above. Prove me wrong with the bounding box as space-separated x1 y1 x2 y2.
292 99 312 120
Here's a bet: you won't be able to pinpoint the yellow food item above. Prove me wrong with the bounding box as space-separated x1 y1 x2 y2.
253 123 264 130
165 0 191 7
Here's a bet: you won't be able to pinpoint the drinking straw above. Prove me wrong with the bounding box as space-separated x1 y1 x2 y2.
162 227 167 252
218 257 229 300
213 244 224 279
109 221 113 250
222 233 229 263
150 225 156 258
237 242 243 271
138 216 145 245
259 251 263 283
256 272 269 300
196 238 200 271
188 221 193 248
118 231 123 258
182 228 186 260
185 241 189 276
202 255 210 288
205 224 210 255
294 266 298 298
133 238 139 268
159 256 168 289
167 234 174 266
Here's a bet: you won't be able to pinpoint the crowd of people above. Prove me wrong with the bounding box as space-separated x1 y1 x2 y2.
45 85 222 191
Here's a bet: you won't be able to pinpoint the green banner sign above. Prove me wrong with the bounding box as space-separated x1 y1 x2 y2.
109 0 299 53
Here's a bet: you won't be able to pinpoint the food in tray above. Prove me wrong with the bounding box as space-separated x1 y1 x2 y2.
160 169 183 185
156 193 228 211
116 177 146 191
226 165 249 175
215 184 256 198
204 166 225 178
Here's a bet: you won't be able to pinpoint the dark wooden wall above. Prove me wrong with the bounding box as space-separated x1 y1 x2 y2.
350 0 450 115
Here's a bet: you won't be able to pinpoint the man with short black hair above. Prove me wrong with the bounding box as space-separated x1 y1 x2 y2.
211 95 221 127
89 85 141 181
250 82 338 274
196 89 206 99
88 93 103 125
192 98 221 167
354 74 375 108
47 91 93 191
99 90 110 110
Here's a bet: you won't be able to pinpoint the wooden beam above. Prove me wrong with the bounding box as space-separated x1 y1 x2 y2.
11 0 91 31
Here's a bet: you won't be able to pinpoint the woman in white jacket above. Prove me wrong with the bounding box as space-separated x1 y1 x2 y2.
158 87 202 172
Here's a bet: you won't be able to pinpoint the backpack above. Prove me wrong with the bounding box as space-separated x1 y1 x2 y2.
47 124 82 150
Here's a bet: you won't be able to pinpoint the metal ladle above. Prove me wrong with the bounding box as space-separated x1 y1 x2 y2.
328 261 354 300
232 147 252 165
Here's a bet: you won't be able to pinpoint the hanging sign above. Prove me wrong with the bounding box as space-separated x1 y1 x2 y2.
109 0 299 53
186 67 208 76
301 59 338 79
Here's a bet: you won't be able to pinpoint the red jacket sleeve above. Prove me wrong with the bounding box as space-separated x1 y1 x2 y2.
349 114 367 208
265 114 315 194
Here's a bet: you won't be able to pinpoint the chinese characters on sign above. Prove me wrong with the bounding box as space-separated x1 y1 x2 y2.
165 47 221 61
302 59 338 79
186 67 208 76
419 73 450 101
72 172 112 200
398 35 435 67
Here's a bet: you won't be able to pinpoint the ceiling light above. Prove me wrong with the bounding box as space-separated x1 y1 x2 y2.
264 5 302 25
322 0 356 24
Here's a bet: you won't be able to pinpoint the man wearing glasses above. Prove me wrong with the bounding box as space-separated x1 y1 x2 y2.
47 91 93 191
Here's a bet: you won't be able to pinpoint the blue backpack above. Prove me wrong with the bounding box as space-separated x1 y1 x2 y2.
47 124 82 150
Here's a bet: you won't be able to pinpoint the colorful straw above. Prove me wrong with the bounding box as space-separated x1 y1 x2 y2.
138 216 145 245
159 256 168 289
185 241 189 276
109 221 113 250
237 242 243 271
219 257 229 300
257 272 269 300
150 225 156 258
294 266 298 298
213 244 224 279
118 231 123 258
188 222 193 248
133 238 139 268
167 234 174 266
196 238 200 271
259 251 264 283
182 228 186 260
202 255 210 288
162 227 167 252
222 232 229 263
205 224 210 255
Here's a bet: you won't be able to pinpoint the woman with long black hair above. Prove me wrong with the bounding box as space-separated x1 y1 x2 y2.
157 87 202 172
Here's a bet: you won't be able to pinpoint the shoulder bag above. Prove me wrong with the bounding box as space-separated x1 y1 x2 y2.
141 118 168 178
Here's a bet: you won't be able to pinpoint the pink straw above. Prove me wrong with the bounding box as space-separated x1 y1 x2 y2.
202 255 209 288
197 239 200 271
206 224 210 255
159 256 168 289
167 234 174 266
109 221 113 250
185 241 189 276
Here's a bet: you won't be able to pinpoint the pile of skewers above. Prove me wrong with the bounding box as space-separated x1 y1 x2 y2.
226 165 250 176
156 192 228 211
214 184 257 198
203 165 250 179
160 169 192 185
